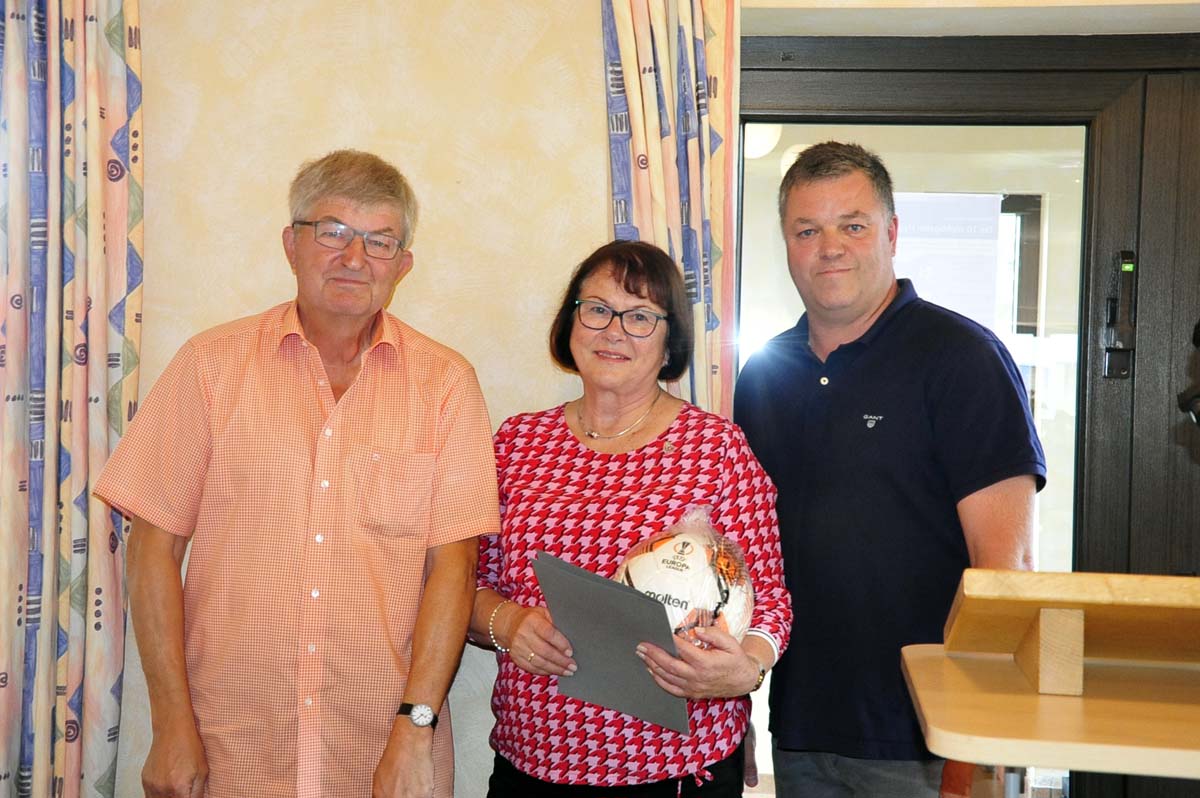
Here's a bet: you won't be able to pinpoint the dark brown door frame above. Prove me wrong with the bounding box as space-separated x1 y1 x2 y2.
1130 72 1200 581
740 33 1200 798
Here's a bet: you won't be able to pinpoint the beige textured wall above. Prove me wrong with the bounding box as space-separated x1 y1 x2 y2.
122 2 608 795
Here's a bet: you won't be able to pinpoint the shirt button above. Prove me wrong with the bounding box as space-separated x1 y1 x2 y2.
315 534 324 543
323 428 332 437
317 379 326 386
311 588 320 599
308 644 317 654
320 479 330 489
819 376 830 386
304 697 313 707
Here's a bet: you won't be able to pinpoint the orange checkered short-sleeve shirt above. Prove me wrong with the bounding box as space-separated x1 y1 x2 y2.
95 302 500 798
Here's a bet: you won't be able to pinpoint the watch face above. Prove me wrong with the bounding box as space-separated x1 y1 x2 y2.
410 704 434 727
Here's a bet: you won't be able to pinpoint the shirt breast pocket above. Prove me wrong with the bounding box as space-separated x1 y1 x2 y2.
348 446 435 538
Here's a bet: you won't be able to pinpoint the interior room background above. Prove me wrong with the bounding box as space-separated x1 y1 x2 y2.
117 2 1200 796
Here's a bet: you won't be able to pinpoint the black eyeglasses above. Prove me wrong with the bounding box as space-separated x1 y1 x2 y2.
574 300 668 338
292 220 405 260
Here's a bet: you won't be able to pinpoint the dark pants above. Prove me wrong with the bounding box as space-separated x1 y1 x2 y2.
772 743 942 798
487 740 745 797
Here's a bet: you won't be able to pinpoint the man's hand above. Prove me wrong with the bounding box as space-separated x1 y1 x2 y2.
743 721 759 788
141 718 208 798
940 759 976 798
374 537 474 797
373 723 434 798
129 519 207 797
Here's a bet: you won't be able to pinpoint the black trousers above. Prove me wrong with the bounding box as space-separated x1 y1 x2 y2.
486 740 745 797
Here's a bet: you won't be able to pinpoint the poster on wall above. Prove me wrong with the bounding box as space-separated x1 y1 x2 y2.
893 192 1004 334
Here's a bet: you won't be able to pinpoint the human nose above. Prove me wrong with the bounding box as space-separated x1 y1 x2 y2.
818 232 846 259
339 234 368 270
602 313 628 339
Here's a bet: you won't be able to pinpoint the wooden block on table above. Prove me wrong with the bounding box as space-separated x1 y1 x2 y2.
943 569 1200 665
1013 607 1084 695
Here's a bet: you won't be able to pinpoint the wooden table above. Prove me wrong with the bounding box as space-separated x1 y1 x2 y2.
902 569 1200 791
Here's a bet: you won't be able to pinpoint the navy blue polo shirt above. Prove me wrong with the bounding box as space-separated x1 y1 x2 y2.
734 279 1046 760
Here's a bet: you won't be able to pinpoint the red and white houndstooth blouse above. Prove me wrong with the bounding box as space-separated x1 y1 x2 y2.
478 402 792 787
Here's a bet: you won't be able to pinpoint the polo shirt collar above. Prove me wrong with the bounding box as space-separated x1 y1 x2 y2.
792 278 919 359
855 278 918 347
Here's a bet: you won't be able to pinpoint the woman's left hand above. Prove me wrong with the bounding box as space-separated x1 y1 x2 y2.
635 626 761 699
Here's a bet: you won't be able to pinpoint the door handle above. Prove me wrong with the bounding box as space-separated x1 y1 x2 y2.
1179 314 1200 426
1103 250 1137 379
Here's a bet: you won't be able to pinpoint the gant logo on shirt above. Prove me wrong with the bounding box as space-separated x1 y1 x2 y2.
863 414 884 429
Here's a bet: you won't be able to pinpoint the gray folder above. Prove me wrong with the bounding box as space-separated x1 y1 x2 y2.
532 551 690 735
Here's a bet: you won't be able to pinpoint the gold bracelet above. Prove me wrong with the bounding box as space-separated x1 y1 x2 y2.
749 656 767 693
488 599 513 654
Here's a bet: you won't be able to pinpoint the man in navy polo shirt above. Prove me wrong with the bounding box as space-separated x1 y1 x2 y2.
734 141 1046 798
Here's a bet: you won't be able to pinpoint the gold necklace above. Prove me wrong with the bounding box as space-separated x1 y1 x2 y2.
578 389 662 440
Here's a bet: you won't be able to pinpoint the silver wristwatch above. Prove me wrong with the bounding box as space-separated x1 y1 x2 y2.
397 702 438 728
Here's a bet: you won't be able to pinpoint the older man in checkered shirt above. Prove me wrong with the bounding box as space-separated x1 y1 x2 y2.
96 150 500 798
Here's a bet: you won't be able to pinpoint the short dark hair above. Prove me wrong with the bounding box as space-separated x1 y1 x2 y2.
549 240 693 382
778 141 895 222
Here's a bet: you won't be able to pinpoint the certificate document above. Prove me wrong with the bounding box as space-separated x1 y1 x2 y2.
533 551 691 734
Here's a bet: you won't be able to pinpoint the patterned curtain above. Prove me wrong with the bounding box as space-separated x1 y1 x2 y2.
601 0 740 416
0 1 144 796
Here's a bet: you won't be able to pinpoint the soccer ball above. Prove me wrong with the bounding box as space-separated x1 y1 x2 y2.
613 507 754 643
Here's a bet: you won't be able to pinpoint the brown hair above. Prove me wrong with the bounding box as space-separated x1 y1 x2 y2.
549 240 693 382
289 150 419 246
778 141 895 223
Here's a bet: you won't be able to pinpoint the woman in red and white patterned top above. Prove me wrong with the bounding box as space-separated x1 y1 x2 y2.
471 241 792 796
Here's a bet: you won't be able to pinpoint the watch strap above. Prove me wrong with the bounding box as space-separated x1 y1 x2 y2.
397 702 439 728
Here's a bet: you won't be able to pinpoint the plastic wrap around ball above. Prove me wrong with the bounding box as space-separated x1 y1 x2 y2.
613 506 754 644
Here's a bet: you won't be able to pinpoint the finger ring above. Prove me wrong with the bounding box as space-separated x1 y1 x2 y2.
528 651 537 663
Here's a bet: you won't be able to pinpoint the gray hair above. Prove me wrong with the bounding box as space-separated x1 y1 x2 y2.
288 150 419 246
